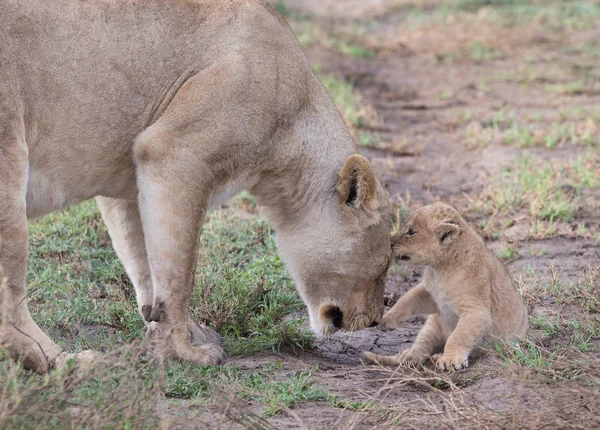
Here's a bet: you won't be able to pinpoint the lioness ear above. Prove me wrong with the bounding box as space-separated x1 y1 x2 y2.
336 154 377 209
435 220 461 244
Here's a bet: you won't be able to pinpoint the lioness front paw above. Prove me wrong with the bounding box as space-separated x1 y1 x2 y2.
435 351 469 371
191 343 226 366
188 318 223 346
146 322 226 365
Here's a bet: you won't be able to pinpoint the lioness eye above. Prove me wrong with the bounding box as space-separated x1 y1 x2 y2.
406 227 416 237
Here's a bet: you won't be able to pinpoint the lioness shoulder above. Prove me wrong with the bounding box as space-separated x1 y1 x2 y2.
365 202 528 370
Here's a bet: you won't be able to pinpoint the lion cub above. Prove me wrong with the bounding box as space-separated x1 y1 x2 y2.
365 202 528 370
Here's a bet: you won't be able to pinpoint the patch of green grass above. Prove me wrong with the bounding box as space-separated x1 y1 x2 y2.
164 361 329 416
517 267 600 353
443 0 600 29
465 106 599 150
448 0 521 13
531 313 559 337
318 73 379 132
556 272 600 313
439 90 454 100
26 202 145 352
498 245 520 260
503 123 536 148
288 19 375 59
237 364 329 416
190 202 314 355
328 395 374 411
545 80 585 96
473 154 600 235
338 41 375 59
358 130 384 149
494 340 552 369
489 68 557 86
381 0 600 33
468 41 501 61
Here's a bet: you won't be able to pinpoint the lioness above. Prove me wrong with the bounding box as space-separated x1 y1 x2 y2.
365 202 527 370
0 0 392 373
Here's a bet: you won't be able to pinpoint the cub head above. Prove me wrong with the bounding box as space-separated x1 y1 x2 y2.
391 202 464 266
275 154 392 337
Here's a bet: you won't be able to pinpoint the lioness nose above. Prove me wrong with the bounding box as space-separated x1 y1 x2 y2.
324 306 343 328
369 321 379 328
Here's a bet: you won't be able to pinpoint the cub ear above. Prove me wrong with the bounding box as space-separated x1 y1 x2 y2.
435 219 461 244
336 154 377 210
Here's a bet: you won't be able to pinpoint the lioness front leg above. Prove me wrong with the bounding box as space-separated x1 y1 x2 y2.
378 283 436 330
366 313 445 366
134 151 224 364
96 197 154 320
97 197 221 347
436 310 492 370
130 65 259 365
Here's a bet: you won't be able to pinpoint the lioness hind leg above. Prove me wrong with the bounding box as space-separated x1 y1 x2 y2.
96 197 154 320
0 123 62 372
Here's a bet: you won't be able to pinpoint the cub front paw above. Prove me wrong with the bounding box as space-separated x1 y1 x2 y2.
398 349 428 367
435 352 469 370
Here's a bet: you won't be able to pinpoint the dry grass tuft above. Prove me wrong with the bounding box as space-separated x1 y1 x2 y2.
0 344 266 429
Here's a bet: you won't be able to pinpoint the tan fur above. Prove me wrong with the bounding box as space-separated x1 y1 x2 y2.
365 202 528 370
0 0 391 373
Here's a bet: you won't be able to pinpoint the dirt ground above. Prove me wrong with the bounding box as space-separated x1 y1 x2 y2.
220 1 600 428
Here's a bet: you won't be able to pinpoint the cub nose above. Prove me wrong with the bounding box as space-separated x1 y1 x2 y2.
324 306 343 328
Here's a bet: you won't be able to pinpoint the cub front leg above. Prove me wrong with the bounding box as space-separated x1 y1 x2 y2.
366 313 446 367
436 310 492 371
378 283 437 330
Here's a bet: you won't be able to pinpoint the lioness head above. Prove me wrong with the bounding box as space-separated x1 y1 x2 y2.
391 202 464 266
275 155 391 337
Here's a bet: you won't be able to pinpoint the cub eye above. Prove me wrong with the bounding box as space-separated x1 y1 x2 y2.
406 227 416 237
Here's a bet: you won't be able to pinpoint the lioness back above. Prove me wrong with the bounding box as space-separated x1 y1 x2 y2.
2 0 312 218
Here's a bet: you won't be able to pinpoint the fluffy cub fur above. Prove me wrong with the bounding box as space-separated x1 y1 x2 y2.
365 202 528 370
